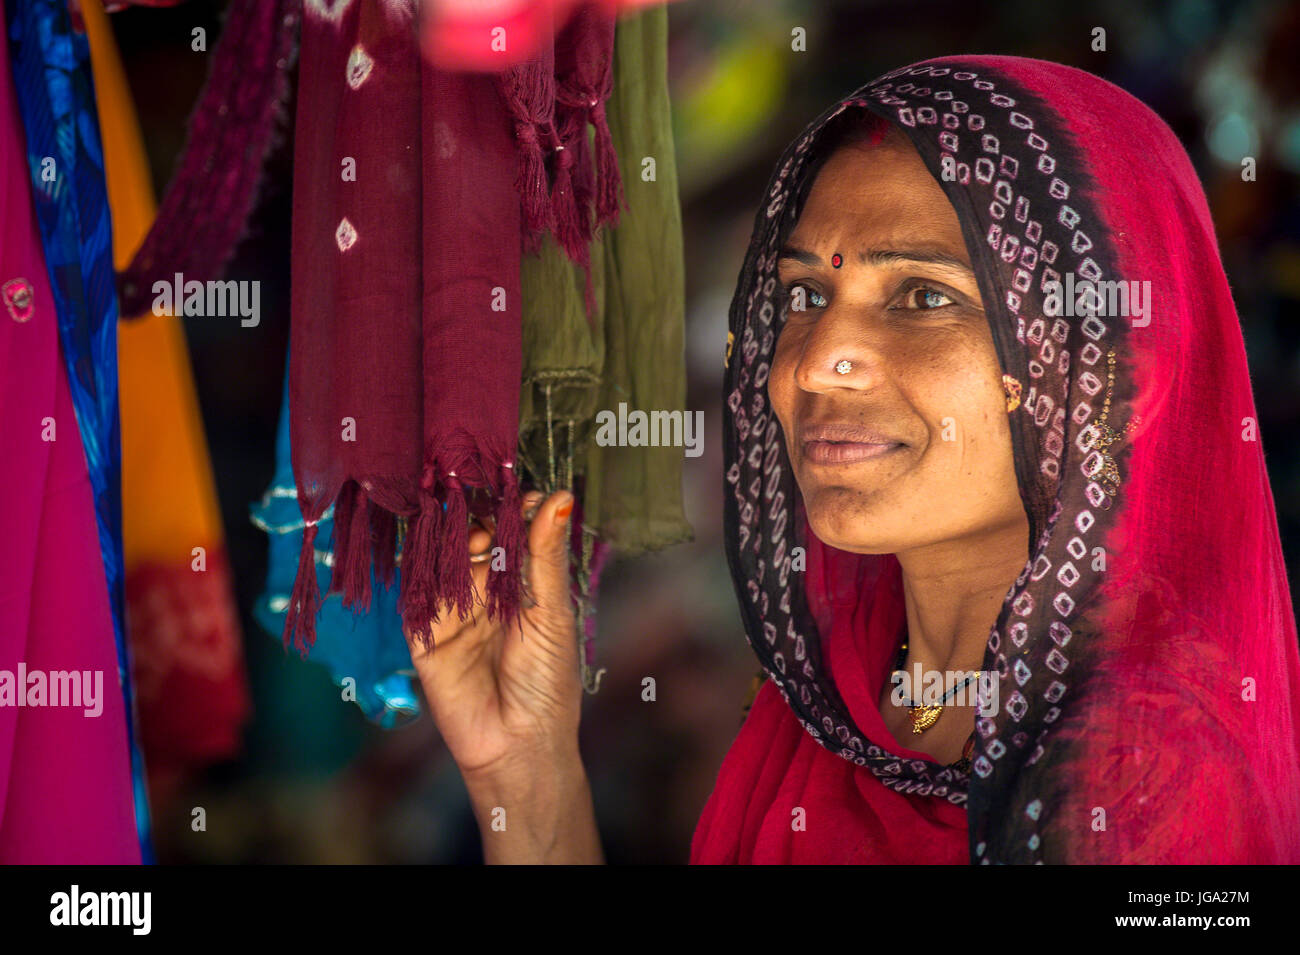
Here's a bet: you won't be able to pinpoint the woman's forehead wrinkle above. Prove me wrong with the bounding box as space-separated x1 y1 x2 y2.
780 236 975 277
790 212 972 271
810 179 958 239
790 149 973 276
859 246 974 272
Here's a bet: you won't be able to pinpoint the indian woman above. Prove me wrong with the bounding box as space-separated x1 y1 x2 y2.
402 54 1300 864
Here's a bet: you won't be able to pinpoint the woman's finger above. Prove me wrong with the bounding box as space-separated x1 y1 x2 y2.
468 524 492 555
525 490 574 616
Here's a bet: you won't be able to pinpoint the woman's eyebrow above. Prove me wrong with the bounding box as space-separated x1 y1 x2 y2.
777 244 973 274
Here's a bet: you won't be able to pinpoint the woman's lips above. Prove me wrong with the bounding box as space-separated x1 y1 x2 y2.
802 440 903 465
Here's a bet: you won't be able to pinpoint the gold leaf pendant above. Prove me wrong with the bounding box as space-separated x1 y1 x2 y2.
909 704 942 734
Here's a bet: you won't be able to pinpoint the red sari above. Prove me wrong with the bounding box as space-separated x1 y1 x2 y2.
693 557 968 864
695 55 1300 864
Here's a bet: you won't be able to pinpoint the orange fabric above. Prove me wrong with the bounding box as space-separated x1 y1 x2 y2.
84 0 249 797
85 0 224 561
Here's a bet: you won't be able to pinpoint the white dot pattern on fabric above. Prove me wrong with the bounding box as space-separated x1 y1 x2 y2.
335 217 358 252
304 0 356 24
432 120 458 160
723 60 1131 861
346 44 374 90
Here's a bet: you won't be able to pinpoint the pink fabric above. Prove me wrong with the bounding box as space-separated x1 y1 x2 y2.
691 680 968 864
424 0 677 70
0 18 140 863
982 55 1300 862
692 548 968 863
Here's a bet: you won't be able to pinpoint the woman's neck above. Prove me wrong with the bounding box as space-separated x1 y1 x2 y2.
894 517 1030 674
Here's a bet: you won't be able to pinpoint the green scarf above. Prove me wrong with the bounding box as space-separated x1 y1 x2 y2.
519 4 693 551
518 5 693 688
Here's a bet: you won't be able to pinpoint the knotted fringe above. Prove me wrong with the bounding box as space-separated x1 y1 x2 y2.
551 3 618 320
519 124 555 255
499 55 557 255
581 5 620 233
329 480 373 611
549 122 594 318
589 98 625 230
328 480 356 595
546 149 595 319
117 0 299 316
548 104 598 320
283 521 320 658
562 103 598 244
396 454 529 645
398 488 442 650
486 462 526 627
371 506 398 589
435 473 475 622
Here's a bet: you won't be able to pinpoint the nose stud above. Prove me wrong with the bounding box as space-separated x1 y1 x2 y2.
835 360 852 375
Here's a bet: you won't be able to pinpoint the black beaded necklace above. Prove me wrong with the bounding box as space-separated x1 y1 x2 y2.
891 640 976 773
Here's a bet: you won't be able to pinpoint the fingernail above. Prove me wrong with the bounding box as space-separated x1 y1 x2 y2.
554 492 573 522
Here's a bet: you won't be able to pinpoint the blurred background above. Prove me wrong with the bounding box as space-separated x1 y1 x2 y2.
108 0 1300 862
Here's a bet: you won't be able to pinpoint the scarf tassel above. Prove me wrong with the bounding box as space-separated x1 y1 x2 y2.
487 463 526 626
517 123 555 254
549 131 586 264
371 506 398 590
589 100 624 229
328 481 355 596
283 521 320 658
548 129 597 320
508 65 557 252
398 492 442 650
566 107 597 244
435 474 475 622
498 55 557 256
335 483 374 611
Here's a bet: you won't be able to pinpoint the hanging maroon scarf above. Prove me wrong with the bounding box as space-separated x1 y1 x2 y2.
103 0 626 652
285 0 625 652
551 2 621 317
695 55 1300 863
115 0 298 318
286 0 528 651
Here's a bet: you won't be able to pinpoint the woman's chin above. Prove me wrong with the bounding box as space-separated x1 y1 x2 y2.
804 508 898 554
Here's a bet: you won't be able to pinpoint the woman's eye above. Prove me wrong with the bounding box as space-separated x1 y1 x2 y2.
783 283 827 311
904 286 954 309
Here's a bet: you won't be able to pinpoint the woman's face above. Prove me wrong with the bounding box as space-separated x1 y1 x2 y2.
769 126 1026 555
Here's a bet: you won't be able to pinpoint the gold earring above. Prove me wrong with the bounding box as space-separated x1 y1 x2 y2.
1002 374 1022 413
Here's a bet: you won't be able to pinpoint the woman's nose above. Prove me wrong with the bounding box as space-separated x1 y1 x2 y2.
793 309 886 394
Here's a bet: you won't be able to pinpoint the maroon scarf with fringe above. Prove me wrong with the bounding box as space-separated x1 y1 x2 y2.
284 0 620 652
501 1 622 318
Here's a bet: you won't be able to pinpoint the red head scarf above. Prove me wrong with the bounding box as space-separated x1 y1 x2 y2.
695 55 1300 864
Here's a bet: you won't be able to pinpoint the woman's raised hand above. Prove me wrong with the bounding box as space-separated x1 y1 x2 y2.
402 489 584 786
